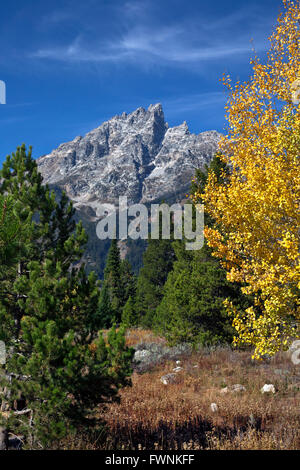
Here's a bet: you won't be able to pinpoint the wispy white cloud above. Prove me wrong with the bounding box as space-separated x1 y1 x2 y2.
163 92 226 113
122 0 150 19
31 29 262 65
29 2 269 68
38 1 95 29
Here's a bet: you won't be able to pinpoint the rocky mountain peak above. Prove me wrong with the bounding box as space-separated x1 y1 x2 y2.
37 104 222 209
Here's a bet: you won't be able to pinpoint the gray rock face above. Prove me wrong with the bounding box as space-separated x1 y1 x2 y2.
210 403 218 412
132 342 192 373
133 349 152 362
261 384 276 394
37 103 222 209
220 384 246 394
160 373 177 385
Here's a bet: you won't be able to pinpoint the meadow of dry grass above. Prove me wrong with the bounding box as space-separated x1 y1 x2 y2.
65 330 300 451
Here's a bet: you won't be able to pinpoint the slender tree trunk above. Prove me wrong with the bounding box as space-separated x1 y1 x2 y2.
0 426 8 450
0 366 9 450
14 261 24 338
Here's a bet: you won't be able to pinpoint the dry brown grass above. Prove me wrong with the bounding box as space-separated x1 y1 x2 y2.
63 330 300 450
101 327 166 348
124 328 167 348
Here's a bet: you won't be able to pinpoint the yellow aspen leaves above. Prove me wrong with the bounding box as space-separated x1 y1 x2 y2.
192 0 300 359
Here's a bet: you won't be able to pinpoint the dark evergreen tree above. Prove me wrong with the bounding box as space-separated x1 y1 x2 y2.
97 282 113 329
120 259 136 304
0 195 30 274
154 155 251 345
102 239 122 324
135 235 175 328
154 241 237 345
121 296 138 327
191 153 229 197
100 241 137 326
0 145 133 448
191 153 229 227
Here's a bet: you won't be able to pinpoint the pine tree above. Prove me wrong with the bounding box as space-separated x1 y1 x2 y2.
135 235 175 328
154 241 237 345
120 259 136 304
0 145 133 448
191 153 229 226
122 296 138 327
100 241 136 326
102 239 122 324
0 195 22 450
0 195 29 274
154 156 250 346
97 282 113 328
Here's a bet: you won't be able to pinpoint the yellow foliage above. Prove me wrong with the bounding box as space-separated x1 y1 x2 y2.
192 0 300 359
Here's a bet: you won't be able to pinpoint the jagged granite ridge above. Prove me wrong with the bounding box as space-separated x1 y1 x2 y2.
37 103 222 210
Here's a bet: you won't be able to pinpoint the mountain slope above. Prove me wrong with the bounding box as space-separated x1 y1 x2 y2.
37 103 222 276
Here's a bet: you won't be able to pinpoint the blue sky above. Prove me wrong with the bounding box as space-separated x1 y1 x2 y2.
0 0 284 163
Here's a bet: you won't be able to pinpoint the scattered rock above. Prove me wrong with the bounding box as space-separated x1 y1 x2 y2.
160 373 177 385
210 403 218 413
132 342 192 372
220 384 246 394
288 340 300 365
231 384 246 393
288 340 300 354
289 341 300 365
133 349 152 362
261 384 276 394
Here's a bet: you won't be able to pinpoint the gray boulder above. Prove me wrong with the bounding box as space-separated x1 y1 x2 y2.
160 373 177 385
288 340 300 354
133 349 152 362
261 384 275 394
220 384 246 394
210 403 218 412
